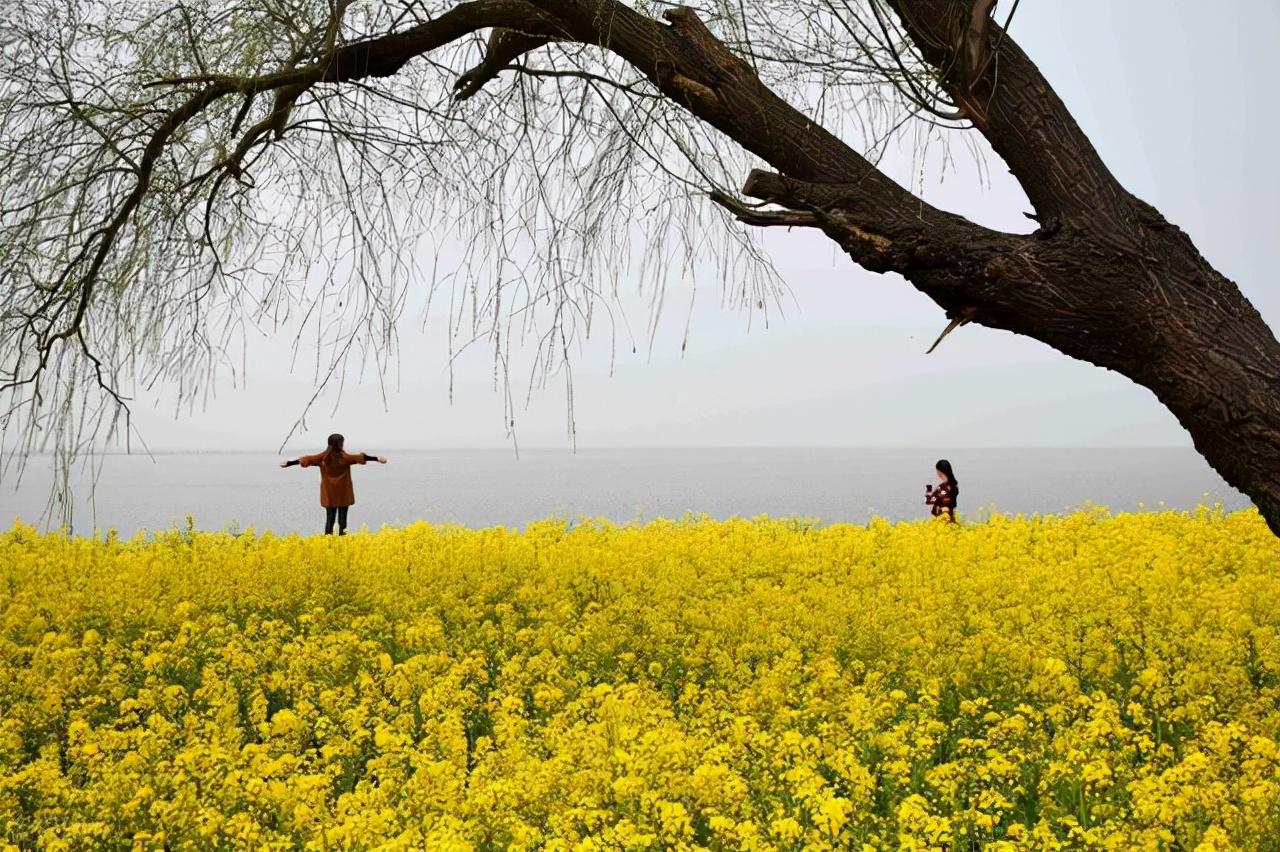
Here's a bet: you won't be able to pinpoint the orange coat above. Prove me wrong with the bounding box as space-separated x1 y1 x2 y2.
300 451 367 507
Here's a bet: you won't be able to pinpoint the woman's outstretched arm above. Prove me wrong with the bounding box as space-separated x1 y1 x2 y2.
282 452 326 468
362 453 387 464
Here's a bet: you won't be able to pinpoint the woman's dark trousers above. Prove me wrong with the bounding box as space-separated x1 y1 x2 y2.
324 506 349 535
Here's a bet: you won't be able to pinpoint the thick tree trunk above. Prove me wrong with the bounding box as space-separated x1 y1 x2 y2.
998 213 1280 535
952 211 1280 535
1143 285 1280 535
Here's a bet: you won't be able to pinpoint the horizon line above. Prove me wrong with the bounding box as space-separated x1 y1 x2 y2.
13 443 1196 457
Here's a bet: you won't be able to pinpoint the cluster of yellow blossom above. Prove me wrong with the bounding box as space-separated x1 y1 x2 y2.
2 506 1279 850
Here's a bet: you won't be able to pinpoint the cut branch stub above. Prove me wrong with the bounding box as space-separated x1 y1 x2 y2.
661 7 756 81
956 0 996 108
708 190 819 228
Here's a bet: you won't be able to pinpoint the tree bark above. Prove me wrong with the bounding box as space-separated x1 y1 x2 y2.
980 209 1280 536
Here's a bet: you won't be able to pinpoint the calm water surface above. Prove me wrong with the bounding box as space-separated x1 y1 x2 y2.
0 448 1250 536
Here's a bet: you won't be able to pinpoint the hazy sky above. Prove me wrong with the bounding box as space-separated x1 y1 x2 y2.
126 0 1280 453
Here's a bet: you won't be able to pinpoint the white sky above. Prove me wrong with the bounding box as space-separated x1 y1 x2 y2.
126 0 1280 453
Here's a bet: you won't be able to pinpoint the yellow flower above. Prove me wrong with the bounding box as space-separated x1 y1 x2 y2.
1 508 1277 848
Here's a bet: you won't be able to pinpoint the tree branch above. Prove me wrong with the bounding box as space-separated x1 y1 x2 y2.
499 0 1009 275
142 0 1007 285
454 28 556 100
886 0 1131 225
503 64 659 99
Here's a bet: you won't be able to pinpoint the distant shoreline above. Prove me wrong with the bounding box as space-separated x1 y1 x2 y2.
12 444 1197 457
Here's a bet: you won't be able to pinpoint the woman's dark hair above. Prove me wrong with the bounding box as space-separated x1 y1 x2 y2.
935 459 958 486
324 433 345 461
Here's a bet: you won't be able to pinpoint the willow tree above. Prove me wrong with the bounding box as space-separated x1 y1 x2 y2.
2 1 1278 532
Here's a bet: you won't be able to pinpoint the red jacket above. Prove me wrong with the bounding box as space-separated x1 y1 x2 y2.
300 450 367 507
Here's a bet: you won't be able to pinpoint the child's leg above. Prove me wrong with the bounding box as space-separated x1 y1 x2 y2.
324 507 337 535
337 506 349 535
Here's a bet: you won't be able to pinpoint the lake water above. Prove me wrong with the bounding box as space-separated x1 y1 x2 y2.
0 448 1251 537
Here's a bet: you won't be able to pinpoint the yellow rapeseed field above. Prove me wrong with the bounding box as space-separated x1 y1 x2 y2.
3 508 1280 850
